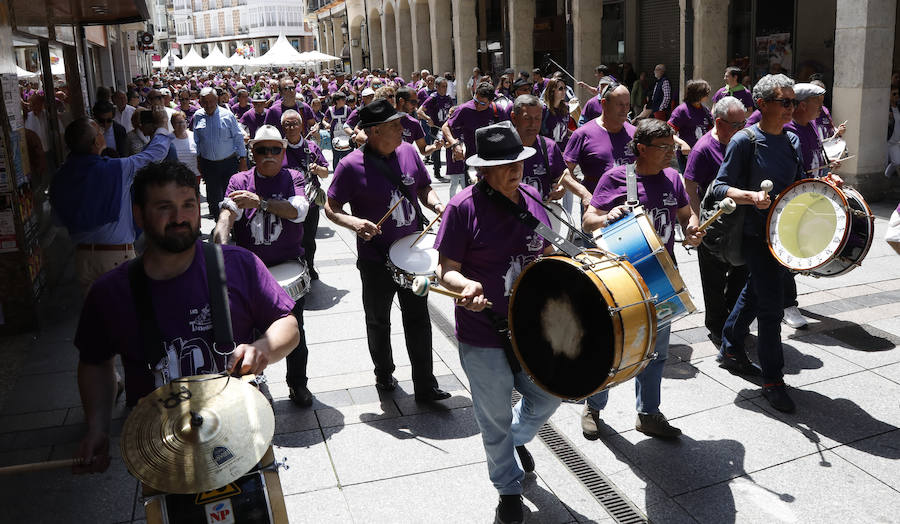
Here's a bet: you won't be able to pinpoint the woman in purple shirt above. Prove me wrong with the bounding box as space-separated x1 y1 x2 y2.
668 79 714 171
541 77 572 147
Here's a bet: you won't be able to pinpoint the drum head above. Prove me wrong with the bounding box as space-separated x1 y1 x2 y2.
509 257 614 399
389 233 438 275
822 137 846 161
268 260 305 287
768 180 848 271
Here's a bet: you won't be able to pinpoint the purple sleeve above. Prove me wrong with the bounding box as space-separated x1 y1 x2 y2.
589 169 625 210
300 103 315 123
673 170 690 209
562 130 582 164
667 104 688 132
549 141 566 180
309 142 328 167
327 159 357 204
413 148 431 185
433 200 468 262
226 172 246 195
410 119 425 141
74 277 120 364
346 109 360 128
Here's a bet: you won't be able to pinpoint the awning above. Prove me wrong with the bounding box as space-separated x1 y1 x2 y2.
10 0 150 27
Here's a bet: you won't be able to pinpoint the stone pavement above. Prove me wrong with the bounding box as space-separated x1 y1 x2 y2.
1 156 899 523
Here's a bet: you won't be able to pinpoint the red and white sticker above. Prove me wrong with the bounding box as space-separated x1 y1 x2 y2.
204 499 235 524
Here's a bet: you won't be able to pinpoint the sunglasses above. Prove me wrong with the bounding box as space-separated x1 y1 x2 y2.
473 98 490 106
767 98 799 108
96 117 113 124
253 146 283 156
643 143 678 152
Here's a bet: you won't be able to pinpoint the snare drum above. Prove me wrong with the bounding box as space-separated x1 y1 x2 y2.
387 232 438 288
767 178 874 277
594 207 696 325
509 250 657 400
144 448 288 524
267 260 311 300
822 137 847 161
333 134 352 151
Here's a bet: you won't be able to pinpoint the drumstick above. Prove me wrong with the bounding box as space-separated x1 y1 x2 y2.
682 198 736 247
409 209 444 247
760 179 774 194
411 276 493 308
806 155 856 174
375 196 407 228
0 457 92 475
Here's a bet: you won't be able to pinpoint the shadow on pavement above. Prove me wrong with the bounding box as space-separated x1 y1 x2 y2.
521 475 593 523
303 279 349 311
796 314 897 352
315 225 336 240
736 389 900 460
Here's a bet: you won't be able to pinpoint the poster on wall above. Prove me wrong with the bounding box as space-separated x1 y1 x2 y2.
755 33 792 76
0 195 17 253
1 73 24 131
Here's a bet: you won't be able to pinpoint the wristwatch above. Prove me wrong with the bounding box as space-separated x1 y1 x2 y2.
259 199 269 212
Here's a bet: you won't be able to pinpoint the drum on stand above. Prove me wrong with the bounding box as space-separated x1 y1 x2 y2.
268 260 311 301
508 250 657 400
387 232 439 288
766 177 875 277
593 207 696 326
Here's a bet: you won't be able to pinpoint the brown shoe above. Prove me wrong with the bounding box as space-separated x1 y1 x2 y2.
581 404 601 440
636 412 682 439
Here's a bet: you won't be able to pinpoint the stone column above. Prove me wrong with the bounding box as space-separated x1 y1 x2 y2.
317 21 327 52
690 0 729 86
411 0 433 71
452 0 477 101
832 0 897 198
323 19 334 57
429 0 453 75
571 0 603 104
346 0 364 71
333 15 346 68
396 3 414 76
368 9 384 69
508 0 535 75
382 8 398 69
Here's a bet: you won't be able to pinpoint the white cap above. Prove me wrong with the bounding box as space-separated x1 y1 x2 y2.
361 87 375 97
159 88 171 97
250 124 287 147
792 83 826 101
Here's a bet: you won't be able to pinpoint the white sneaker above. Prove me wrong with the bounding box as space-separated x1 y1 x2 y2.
783 306 808 329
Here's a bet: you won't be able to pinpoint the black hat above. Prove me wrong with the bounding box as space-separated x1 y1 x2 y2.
512 78 533 92
358 98 404 129
466 121 535 167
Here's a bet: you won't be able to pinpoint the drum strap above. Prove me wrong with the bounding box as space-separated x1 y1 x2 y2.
202 242 235 352
362 145 427 230
625 163 639 208
476 179 583 258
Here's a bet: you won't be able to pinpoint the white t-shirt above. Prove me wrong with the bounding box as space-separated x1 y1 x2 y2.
172 131 199 176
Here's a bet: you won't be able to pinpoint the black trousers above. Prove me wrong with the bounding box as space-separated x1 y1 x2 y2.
697 243 749 340
357 259 437 393
302 204 320 271
285 297 309 389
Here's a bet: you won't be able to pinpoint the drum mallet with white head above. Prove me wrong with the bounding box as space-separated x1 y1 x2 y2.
411 276 493 308
682 197 736 247
761 179 774 193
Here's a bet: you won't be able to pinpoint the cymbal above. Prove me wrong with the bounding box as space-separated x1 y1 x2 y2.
120 375 274 494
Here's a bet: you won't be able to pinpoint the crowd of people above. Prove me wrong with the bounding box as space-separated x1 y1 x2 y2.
26 60 895 523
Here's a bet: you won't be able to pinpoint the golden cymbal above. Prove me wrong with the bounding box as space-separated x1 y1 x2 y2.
120 375 274 494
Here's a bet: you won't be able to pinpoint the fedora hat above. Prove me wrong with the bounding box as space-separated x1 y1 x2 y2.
250 125 287 148
466 121 535 168
358 98 404 129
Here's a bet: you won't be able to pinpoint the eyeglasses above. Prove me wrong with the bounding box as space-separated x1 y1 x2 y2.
643 143 678 152
95 117 113 124
253 146 283 156
722 119 747 130
282 122 301 129
281 86 295 92
767 98 799 108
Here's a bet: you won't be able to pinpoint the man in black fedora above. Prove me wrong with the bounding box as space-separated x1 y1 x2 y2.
324 99 451 402
433 121 561 524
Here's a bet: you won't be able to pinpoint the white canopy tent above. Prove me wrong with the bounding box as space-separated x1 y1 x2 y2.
16 65 38 78
228 51 251 68
179 46 207 69
296 50 341 63
204 44 230 68
251 34 305 67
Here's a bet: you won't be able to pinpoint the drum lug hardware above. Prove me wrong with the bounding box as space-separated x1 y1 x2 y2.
608 296 656 313
838 256 862 268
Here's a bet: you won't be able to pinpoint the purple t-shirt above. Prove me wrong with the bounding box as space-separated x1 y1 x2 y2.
265 101 315 135
283 140 328 173
434 183 550 348
713 86 754 109
683 131 726 199
422 92 453 125
591 165 689 258
328 143 431 262
541 105 570 146
446 99 509 157
326 104 351 134
225 167 307 265
230 103 252 119
401 114 425 144
784 120 825 173
240 110 267 140
532 78 549 97
345 107 361 129
746 110 762 127
668 103 714 149
416 88 434 108
74 241 294 404
815 106 835 141
563 120 636 193
581 96 603 122
523 135 566 199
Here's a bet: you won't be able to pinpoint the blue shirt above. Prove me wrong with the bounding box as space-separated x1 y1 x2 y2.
192 106 247 161
70 129 174 245
712 124 803 237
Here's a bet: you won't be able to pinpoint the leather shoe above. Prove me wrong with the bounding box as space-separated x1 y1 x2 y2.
581 404 601 440
762 383 796 413
636 412 681 439
495 494 524 524
515 445 534 473
375 375 398 392
288 386 314 408
716 352 762 376
414 387 451 402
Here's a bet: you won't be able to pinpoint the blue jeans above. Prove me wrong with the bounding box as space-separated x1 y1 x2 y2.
586 323 671 414
458 341 561 495
720 236 787 382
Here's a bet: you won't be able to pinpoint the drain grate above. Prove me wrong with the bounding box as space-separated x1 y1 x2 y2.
513 392 648 524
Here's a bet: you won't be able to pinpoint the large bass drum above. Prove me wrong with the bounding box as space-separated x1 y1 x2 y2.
508 250 657 400
766 177 874 277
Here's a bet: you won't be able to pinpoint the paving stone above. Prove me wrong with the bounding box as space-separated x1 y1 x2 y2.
599 401 824 498
17 339 80 376
0 446 51 467
800 327 900 369
321 408 484 485
872 361 900 385
830 429 900 491
674 451 900 524
644 497 699 524
867 316 900 338
743 371 900 451
1 371 82 415
0 408 67 433
271 398 320 435
393 392 473 416
315 399 402 428
304 333 441 379
284 487 353 523
271 429 338 495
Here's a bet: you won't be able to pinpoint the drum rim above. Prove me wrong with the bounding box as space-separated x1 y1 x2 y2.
508 251 657 400
634 212 690 292
388 231 438 274
766 178 850 272
808 186 876 277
